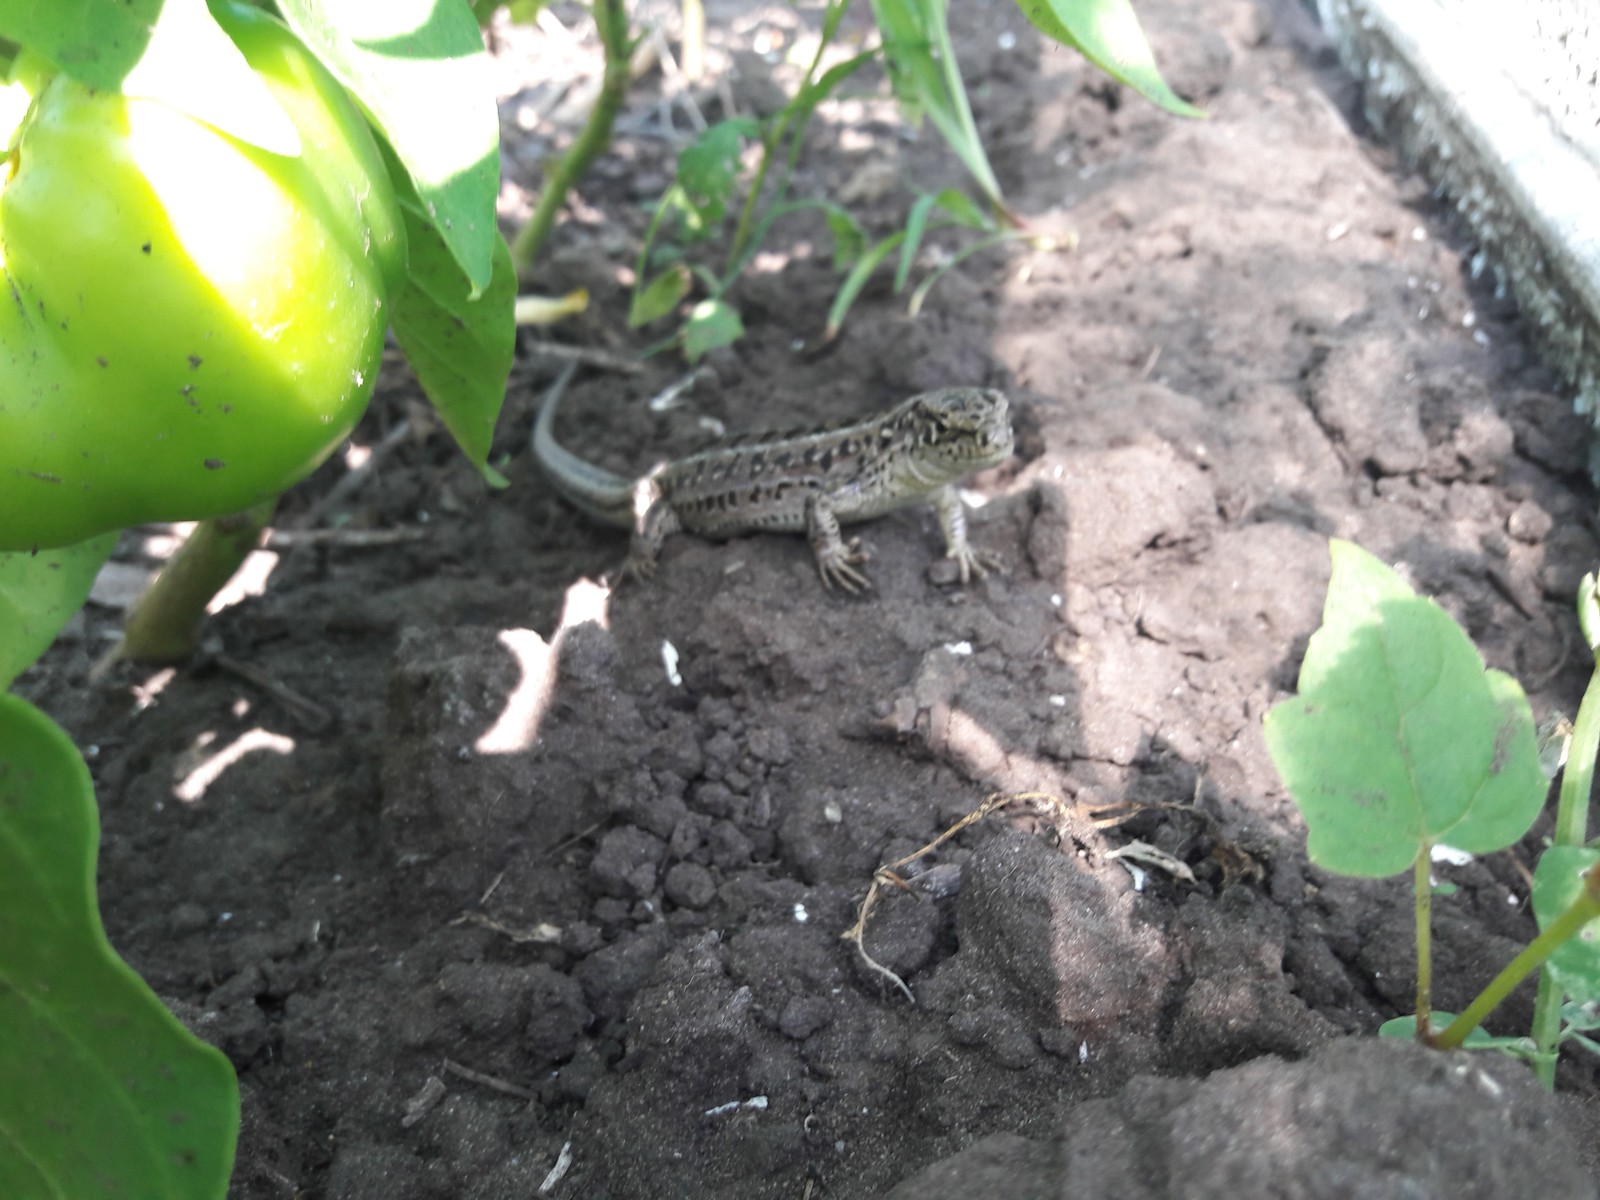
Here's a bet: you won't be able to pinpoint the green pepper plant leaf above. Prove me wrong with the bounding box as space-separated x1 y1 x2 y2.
278 0 503 293
389 199 519 484
0 534 117 689
0 693 240 1196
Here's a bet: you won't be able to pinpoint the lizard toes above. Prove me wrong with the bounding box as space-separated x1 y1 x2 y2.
821 559 873 593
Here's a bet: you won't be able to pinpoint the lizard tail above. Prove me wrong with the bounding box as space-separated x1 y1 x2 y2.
532 361 636 528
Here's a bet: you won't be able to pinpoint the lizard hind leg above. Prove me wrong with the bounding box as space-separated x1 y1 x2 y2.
620 488 680 584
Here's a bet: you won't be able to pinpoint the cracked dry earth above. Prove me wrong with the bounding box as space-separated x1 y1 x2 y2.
18 0 1600 1195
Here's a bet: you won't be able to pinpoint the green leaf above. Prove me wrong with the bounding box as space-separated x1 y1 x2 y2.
1263 540 1546 878
278 0 502 294
1014 0 1205 118
0 533 116 690
504 0 552 22
676 117 759 230
389 204 517 481
0 693 239 1196
824 204 866 269
869 0 1004 204
1534 846 1600 1006
824 231 905 342
893 190 987 292
895 192 940 294
1378 1014 1538 1055
629 264 692 328
683 298 744 362
788 48 875 133
0 0 301 152
0 0 158 92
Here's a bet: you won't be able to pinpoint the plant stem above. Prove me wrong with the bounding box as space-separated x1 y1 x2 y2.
1415 843 1434 1040
726 0 850 271
511 0 632 276
1529 599 1600 1085
118 499 277 664
921 0 1016 223
1555 661 1600 849
1438 860 1600 1050
680 0 704 81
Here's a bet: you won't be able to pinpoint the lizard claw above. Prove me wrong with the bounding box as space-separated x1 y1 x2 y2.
613 553 658 588
818 537 873 593
948 545 1004 585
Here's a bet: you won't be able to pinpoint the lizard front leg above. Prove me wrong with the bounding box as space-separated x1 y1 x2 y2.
931 484 1000 583
804 492 872 592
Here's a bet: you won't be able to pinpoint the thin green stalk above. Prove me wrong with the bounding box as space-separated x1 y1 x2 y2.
1529 582 1600 1085
1439 860 1600 1050
1555 646 1600 849
726 0 852 269
1415 844 1434 1040
512 0 632 275
923 0 1005 213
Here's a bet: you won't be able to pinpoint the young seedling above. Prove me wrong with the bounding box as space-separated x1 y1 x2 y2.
1263 540 1600 1054
1524 572 1600 1083
629 0 1196 360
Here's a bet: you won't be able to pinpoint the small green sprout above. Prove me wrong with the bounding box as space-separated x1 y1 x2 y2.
1266 541 1600 1077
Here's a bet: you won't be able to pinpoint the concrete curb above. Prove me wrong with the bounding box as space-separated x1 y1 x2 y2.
1318 0 1600 469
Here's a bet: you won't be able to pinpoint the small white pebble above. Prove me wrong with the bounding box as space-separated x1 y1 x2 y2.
997 29 1016 49
823 801 843 824
1326 220 1350 241
793 903 809 924
661 639 682 687
1411 225 1428 241
944 641 974 656
1078 1040 1090 1063
1049 694 1067 707
538 1141 573 1194
1431 844 1473 866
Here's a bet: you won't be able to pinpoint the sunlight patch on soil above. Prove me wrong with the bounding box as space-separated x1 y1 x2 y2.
172 726 293 803
476 578 613 754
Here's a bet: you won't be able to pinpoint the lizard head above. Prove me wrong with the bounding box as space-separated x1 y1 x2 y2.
906 387 1014 478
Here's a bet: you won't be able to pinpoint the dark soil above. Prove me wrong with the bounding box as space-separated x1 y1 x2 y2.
19 0 1600 1195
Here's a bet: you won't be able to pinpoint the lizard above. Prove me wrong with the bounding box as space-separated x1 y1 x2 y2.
531 363 1015 592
